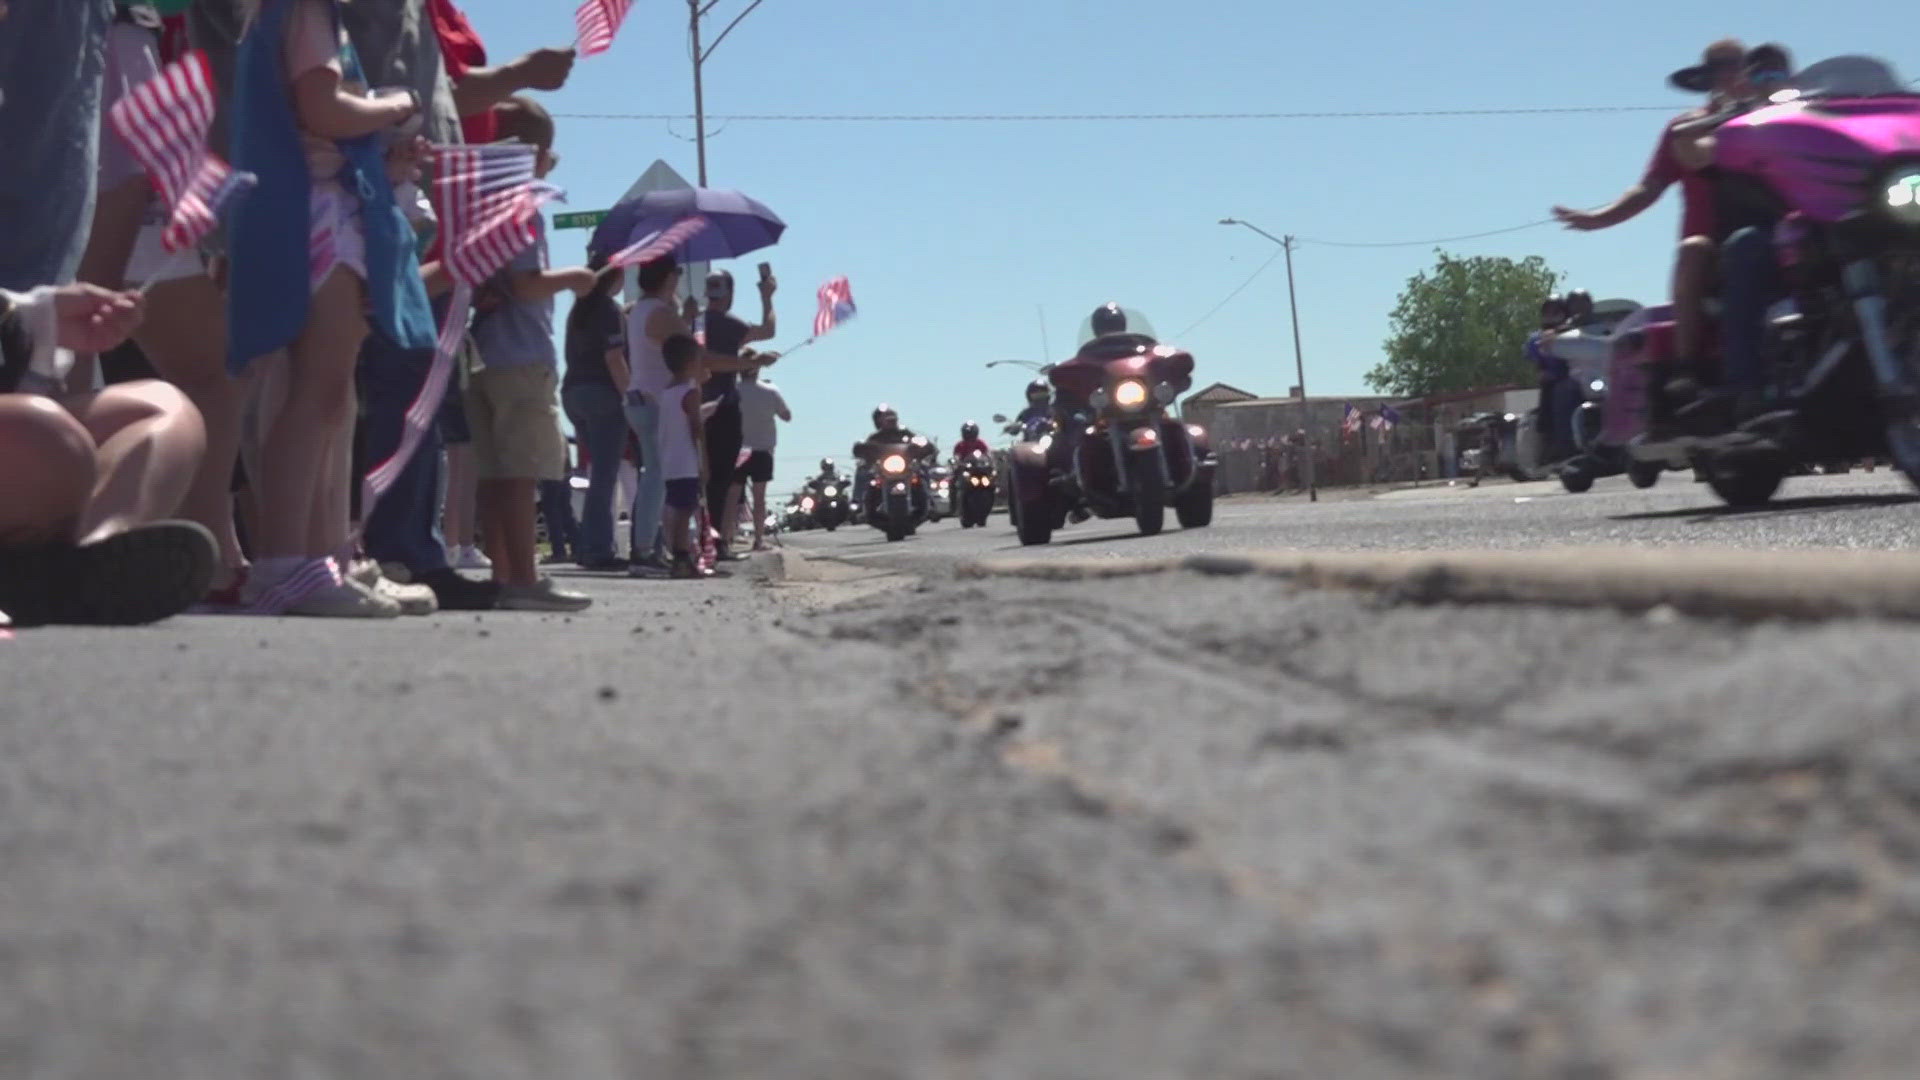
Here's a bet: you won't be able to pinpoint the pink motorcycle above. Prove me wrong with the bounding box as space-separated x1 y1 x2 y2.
1598 56 1920 506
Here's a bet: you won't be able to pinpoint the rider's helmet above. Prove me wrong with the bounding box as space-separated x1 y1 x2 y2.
1089 302 1128 337
961 421 980 440
819 457 834 473
1563 289 1594 324
1025 378 1050 404
872 404 897 430
1539 293 1569 328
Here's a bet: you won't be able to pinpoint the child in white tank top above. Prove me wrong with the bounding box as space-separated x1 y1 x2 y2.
656 334 712 578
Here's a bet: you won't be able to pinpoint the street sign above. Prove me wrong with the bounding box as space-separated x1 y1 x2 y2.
552 209 609 230
616 159 706 310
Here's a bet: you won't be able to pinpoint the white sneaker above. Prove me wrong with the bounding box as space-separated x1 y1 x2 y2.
455 545 493 571
497 575 593 612
347 559 438 616
284 576 403 619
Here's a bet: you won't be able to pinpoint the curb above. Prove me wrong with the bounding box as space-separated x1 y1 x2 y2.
956 547 1920 622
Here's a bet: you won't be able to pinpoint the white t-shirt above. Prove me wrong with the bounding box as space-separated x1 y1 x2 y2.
625 297 672 397
655 381 702 481
737 379 788 451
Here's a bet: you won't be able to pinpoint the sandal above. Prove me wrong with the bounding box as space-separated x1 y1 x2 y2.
0 520 217 627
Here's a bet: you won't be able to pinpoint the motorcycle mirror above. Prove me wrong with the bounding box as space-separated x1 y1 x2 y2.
992 414 1008 423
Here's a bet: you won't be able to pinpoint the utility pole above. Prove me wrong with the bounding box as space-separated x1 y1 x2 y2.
687 0 765 187
1221 219 1317 501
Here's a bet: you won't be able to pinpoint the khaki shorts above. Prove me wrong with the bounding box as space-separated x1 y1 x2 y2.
465 363 566 481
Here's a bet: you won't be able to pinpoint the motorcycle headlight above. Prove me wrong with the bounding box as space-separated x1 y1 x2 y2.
801 497 815 510
1884 167 1920 226
882 454 908 474
1113 380 1149 410
1590 379 1606 393
823 485 838 498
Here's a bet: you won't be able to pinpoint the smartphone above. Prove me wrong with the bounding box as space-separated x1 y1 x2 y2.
757 262 773 283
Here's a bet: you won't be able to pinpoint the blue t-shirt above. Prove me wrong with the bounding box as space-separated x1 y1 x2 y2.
473 217 556 370
1527 331 1567 381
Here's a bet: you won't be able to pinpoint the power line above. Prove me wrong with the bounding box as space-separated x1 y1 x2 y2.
1295 217 1559 248
1176 247 1287 339
552 104 1677 124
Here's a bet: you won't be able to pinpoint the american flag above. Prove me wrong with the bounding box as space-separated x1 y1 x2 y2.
607 215 711 269
574 0 634 57
107 50 254 252
1370 405 1401 432
1341 402 1361 435
814 276 856 337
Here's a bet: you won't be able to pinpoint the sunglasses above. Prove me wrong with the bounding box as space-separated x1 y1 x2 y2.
1749 68 1791 85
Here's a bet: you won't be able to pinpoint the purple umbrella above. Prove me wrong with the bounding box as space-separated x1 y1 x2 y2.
588 187 786 264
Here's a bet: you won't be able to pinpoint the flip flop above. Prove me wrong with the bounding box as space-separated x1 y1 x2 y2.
0 520 217 627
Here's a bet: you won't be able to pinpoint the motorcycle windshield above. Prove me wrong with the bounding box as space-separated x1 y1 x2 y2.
1076 308 1159 348
1787 56 1908 99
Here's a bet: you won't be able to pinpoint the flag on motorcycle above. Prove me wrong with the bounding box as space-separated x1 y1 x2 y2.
107 50 256 253
573 0 635 57
814 276 856 337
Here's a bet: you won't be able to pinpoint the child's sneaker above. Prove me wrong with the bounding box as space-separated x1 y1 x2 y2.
498 575 593 612
454 545 493 571
347 559 438 616
245 558 400 618
283 577 402 619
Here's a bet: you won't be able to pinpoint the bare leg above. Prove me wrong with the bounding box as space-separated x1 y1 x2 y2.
444 441 477 552
750 480 768 548
308 417 352 560
136 273 245 582
723 479 745 544
61 380 207 543
251 267 366 558
1672 235 1716 375
477 476 538 587
0 395 96 546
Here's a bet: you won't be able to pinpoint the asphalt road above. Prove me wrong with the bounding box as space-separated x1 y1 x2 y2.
5 472 1920 1078
786 469 1920 574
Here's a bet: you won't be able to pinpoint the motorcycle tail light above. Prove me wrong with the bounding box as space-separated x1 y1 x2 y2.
1129 426 1162 450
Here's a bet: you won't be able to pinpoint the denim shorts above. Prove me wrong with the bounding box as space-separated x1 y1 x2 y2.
665 477 701 511
0 0 114 289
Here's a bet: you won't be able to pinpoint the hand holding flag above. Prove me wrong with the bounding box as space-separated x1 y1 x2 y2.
574 0 635 57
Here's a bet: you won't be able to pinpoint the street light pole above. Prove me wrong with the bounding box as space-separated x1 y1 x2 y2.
687 0 765 186
1220 217 1317 501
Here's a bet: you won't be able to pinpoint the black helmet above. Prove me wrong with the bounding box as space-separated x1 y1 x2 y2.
961 421 979 440
1540 293 1569 326
1564 289 1594 321
1025 378 1050 403
872 404 897 429
1090 303 1128 336
819 457 834 472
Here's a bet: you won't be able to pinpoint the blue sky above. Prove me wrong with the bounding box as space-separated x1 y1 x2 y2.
460 0 1909 484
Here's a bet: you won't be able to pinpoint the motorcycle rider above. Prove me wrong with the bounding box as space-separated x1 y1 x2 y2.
812 457 843 487
1012 379 1053 436
1552 39 1749 429
1672 43 1798 433
953 421 991 461
1528 295 1579 463
1052 303 1194 420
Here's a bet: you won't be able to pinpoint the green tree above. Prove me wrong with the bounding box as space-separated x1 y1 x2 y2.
1365 250 1562 398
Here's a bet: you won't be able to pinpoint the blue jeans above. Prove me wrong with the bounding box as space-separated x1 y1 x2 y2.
624 395 666 560
1720 225 1783 393
0 0 113 289
358 328 451 575
538 479 579 558
562 381 627 561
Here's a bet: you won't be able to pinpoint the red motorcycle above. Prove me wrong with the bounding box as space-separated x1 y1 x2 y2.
1006 308 1216 544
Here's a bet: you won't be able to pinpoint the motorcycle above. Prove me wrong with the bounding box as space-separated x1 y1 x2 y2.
855 437 935 542
955 449 998 527
1603 57 1920 507
804 474 850 531
926 461 954 523
1527 300 1677 493
1457 412 1533 484
1005 309 1217 545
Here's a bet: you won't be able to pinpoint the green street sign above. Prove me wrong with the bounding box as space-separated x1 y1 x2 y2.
552 209 609 230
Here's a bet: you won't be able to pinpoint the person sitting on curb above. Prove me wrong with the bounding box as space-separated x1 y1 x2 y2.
0 282 217 626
